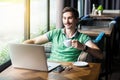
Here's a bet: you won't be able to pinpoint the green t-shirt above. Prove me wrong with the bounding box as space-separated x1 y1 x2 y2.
46 29 91 62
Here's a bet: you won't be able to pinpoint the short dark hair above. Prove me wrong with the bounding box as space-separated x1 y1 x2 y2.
62 7 79 19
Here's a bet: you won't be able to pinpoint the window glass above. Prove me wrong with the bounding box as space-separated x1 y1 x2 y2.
30 0 56 38
0 0 24 66
30 0 47 38
50 0 56 30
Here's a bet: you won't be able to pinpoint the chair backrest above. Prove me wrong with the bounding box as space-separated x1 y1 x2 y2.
93 32 105 43
77 15 93 26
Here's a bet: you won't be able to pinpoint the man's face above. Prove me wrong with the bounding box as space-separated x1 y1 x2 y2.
62 12 78 29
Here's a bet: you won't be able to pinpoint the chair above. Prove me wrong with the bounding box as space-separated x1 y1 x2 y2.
77 15 94 29
112 16 120 57
77 32 105 62
93 32 105 43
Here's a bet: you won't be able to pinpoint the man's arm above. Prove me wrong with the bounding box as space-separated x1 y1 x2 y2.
84 40 104 59
72 40 104 60
23 34 49 44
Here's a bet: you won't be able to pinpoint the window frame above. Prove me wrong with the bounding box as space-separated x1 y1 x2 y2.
0 60 11 72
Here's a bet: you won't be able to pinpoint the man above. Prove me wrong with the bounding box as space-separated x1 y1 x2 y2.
23 7 103 62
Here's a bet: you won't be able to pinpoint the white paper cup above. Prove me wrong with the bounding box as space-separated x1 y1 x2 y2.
63 40 72 47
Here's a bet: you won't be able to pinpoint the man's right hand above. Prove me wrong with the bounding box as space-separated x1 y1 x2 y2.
23 40 34 44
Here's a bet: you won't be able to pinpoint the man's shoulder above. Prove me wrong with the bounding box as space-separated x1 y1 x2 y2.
50 28 63 33
78 31 89 37
52 28 62 31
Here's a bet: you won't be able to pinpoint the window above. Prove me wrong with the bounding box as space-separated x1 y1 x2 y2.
30 0 56 39
0 0 57 69
50 0 56 30
30 0 47 38
0 0 24 67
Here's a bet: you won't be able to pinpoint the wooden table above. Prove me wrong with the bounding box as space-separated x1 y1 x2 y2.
89 10 120 21
79 25 114 80
89 14 114 20
0 62 101 80
102 10 120 17
79 26 114 37
90 10 120 18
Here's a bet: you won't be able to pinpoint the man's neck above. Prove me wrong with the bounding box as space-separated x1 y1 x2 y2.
65 28 76 38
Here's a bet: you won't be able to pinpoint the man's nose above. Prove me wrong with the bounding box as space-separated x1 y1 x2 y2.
65 19 69 23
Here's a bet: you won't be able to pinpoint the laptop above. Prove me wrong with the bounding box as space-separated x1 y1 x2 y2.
8 43 60 71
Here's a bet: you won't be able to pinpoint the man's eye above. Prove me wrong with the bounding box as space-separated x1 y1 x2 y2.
69 17 73 19
63 17 66 19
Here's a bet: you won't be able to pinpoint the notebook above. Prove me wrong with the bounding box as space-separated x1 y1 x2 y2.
8 43 60 71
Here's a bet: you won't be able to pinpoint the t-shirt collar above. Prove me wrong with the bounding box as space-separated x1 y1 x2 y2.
62 28 78 39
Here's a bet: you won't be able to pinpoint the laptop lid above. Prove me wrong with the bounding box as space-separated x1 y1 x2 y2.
8 43 60 71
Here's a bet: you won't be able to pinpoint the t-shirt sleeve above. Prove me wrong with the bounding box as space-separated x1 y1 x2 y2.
45 30 53 42
45 29 59 42
80 34 91 44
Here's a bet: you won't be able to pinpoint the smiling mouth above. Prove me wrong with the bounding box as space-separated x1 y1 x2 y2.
65 23 71 26
66 24 70 26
